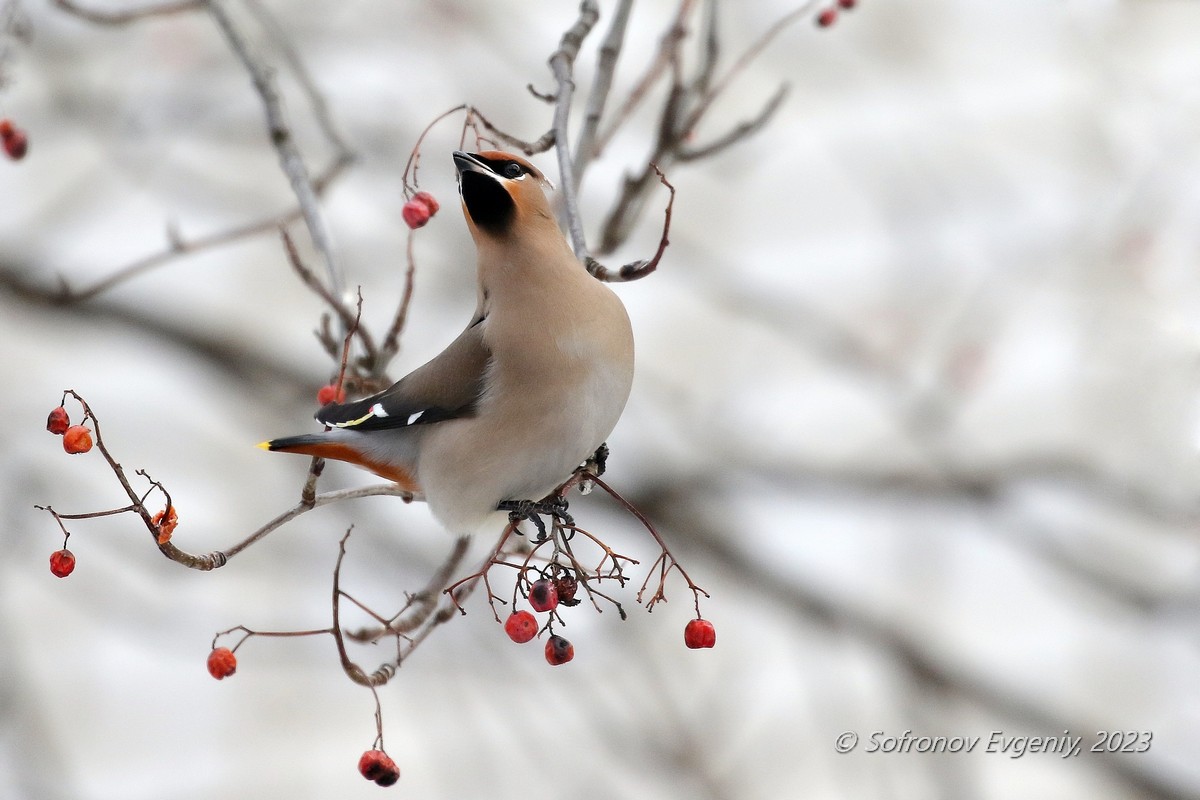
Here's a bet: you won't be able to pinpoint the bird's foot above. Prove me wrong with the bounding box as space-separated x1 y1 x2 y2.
498 496 574 541
577 442 609 495
588 442 609 477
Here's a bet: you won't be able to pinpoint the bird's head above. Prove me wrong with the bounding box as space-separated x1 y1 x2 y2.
454 150 557 241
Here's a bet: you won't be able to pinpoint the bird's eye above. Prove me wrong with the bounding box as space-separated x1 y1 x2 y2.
503 162 523 179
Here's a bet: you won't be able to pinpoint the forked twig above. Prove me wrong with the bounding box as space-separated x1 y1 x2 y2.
585 165 675 282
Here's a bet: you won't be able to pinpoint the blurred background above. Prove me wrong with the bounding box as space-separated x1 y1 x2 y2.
3 1 1200 798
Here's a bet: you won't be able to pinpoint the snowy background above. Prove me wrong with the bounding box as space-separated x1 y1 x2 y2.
3 1 1200 798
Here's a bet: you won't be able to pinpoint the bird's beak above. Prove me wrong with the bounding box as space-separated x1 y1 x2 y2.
453 151 495 179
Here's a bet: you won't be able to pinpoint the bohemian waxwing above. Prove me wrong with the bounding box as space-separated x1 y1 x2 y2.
261 150 635 535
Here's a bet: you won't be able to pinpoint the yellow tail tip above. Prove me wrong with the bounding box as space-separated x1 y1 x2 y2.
256 440 272 451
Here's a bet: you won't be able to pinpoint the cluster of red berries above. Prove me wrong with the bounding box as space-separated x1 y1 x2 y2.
44 405 93 578
0 118 28 161
402 191 439 229
47 406 93 454
358 749 401 787
816 0 858 28
502 571 717 661
503 573 579 665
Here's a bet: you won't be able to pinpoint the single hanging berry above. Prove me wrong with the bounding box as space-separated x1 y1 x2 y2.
684 618 717 649
402 199 431 229
1 118 28 161
504 611 539 644
553 573 579 605
528 578 559 612
317 383 346 406
46 406 70 435
62 425 93 454
412 190 440 216
206 647 238 680
49 549 76 578
544 634 574 666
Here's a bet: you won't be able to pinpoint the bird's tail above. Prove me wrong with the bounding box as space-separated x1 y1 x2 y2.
257 433 421 493
257 433 329 454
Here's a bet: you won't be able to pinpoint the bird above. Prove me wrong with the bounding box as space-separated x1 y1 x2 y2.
260 150 635 536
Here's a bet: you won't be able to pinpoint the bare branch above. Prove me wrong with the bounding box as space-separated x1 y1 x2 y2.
572 0 633 181
586 165 675 282
594 0 699 157
547 0 601 260
677 81 789 162
469 107 555 157
242 0 354 161
208 0 345 301
379 228 418 364
52 0 203 25
279 229 379 368
333 531 473 686
680 2 814 135
12 149 350 305
596 2 813 254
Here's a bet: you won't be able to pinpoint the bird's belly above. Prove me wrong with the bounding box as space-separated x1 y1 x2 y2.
417 358 632 535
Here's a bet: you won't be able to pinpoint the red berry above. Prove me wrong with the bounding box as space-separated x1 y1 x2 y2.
0 119 12 138
316 383 345 406
206 647 237 680
544 634 574 666
503 610 539 643
358 750 400 786
152 506 179 544
528 578 559 612
838 0 857 8
684 618 716 649
552 573 578 605
46 406 71 435
412 190 440 216
816 8 838 27
62 425 93 454
402 199 431 229
49 549 76 578
2 126 27 160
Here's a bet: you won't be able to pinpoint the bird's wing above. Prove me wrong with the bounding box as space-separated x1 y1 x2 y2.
317 316 490 431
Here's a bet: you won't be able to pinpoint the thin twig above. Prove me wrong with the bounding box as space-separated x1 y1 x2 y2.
379 229 418 363
586 165 675 282
586 473 709 614
224 484 414 562
208 0 345 302
680 2 815 134
241 0 354 161
279 229 378 366
572 0 633 182
332 530 474 686
471 109 555 156
596 1 813 254
548 0 601 260
52 0 203 24
29 157 347 304
346 535 471 642
594 0 699 157
677 82 789 161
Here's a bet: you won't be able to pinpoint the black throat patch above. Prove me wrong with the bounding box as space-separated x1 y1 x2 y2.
461 171 515 234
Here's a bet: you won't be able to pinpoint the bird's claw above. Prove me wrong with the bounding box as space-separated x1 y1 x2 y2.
498 496 574 541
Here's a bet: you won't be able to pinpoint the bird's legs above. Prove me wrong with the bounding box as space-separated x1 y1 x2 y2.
497 495 574 541
496 443 609 537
